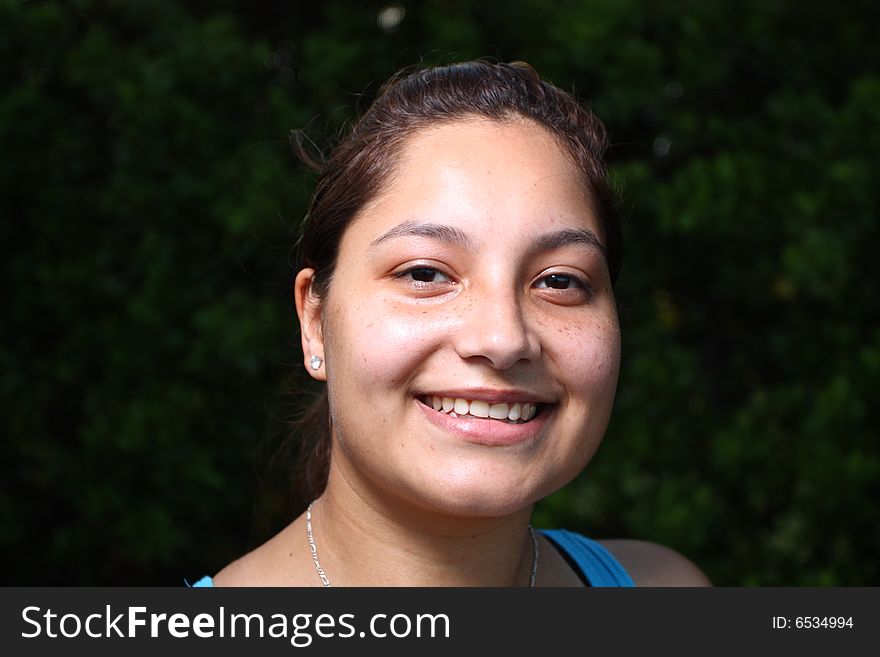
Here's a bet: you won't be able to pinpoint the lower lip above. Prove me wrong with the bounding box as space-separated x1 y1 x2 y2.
415 398 551 446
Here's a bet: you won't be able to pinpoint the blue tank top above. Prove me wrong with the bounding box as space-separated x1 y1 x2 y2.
540 529 635 586
189 528 633 587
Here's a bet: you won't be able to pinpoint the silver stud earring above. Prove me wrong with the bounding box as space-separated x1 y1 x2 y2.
309 355 323 370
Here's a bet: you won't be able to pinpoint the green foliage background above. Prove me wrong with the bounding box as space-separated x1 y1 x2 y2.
2 0 878 585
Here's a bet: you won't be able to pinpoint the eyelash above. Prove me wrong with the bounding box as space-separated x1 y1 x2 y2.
533 272 593 295
392 266 454 287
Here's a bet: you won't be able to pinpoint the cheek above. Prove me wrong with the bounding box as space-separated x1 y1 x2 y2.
548 315 620 476
326 295 452 390
553 321 620 420
558 314 621 393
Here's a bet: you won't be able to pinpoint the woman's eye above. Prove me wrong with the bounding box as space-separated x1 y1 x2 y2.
533 272 595 303
410 267 443 282
535 273 580 290
394 266 452 285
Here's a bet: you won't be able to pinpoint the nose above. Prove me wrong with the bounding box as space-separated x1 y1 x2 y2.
453 285 541 370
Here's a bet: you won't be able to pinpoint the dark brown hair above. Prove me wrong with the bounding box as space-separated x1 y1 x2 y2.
284 60 622 515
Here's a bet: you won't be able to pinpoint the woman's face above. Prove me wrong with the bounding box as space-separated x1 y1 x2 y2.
299 118 621 518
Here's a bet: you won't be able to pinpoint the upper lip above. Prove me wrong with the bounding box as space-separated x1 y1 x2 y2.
415 387 555 405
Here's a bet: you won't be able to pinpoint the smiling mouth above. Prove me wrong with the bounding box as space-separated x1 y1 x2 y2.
417 395 545 424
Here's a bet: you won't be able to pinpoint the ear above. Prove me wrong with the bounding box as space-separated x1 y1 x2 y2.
294 268 327 382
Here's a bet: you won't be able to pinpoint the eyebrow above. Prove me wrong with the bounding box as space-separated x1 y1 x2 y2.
532 228 608 259
369 221 473 249
369 221 606 259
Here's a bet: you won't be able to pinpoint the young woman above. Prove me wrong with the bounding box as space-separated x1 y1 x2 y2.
195 61 709 587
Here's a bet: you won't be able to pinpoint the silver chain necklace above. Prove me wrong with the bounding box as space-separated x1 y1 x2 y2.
306 502 539 587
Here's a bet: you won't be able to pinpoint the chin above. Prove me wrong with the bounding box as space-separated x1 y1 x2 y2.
406 470 554 519
424 494 534 519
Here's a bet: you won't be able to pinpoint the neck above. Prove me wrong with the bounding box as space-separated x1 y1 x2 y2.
308 466 537 586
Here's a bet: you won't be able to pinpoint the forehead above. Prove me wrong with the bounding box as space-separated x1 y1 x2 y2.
398 117 586 198
344 117 600 248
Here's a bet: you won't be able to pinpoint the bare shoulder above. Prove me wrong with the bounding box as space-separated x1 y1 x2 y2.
599 539 712 587
212 545 271 587
212 519 308 587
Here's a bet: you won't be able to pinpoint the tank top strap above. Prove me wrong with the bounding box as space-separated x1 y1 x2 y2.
187 575 214 587
540 529 636 587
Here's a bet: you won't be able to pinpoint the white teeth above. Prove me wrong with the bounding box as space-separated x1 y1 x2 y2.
469 400 490 418
489 403 509 419
425 396 540 423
